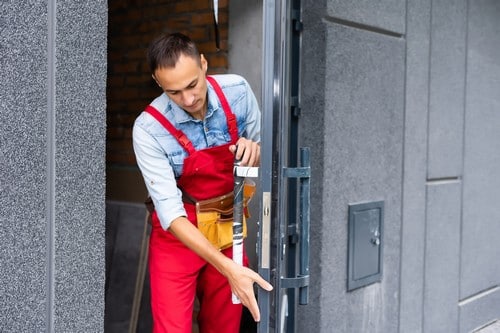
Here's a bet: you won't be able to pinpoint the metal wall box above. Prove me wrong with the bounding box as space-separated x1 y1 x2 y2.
347 201 384 291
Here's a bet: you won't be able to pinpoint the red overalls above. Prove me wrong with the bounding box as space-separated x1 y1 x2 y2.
146 76 249 333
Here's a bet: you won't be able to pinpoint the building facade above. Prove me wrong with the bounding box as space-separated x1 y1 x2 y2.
1 0 499 332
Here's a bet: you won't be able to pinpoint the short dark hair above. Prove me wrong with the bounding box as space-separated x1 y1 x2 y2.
146 33 200 73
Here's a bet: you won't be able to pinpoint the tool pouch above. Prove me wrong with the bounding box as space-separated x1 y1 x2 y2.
196 180 256 250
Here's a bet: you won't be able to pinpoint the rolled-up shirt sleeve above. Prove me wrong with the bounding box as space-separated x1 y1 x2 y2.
132 121 186 231
243 79 261 143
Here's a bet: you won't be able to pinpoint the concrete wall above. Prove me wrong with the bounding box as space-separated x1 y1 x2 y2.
300 1 404 331
0 1 107 332
299 0 500 332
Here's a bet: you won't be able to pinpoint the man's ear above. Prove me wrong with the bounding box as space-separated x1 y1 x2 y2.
152 74 161 88
200 54 208 73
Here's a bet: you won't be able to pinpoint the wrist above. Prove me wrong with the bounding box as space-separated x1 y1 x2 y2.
218 255 236 277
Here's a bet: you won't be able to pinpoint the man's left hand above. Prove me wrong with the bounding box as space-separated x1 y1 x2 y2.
230 138 260 166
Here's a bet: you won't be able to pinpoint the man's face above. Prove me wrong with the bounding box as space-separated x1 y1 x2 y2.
153 54 208 119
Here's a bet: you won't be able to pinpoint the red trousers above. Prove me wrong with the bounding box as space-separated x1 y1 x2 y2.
149 212 248 333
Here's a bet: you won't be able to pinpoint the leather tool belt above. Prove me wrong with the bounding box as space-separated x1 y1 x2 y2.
144 181 256 250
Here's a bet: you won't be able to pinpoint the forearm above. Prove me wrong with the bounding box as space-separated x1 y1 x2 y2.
168 207 272 322
168 216 234 276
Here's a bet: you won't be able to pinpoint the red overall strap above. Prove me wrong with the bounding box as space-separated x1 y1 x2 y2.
206 76 239 144
144 105 196 155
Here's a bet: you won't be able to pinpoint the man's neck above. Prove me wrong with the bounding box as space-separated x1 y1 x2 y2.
189 101 207 120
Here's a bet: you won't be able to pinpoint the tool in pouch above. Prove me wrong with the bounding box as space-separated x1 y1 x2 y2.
231 148 259 304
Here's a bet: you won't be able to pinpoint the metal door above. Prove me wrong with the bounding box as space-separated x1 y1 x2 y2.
258 0 310 332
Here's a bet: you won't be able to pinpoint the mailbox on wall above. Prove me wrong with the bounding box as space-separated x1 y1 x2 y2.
347 201 384 291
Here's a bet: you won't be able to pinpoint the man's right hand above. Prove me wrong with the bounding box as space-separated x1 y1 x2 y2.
221 257 273 322
168 217 273 321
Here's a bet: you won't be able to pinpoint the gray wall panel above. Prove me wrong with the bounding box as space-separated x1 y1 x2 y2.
427 0 467 179
53 2 107 332
0 2 49 332
298 0 328 331
399 0 431 331
326 0 405 34
318 22 404 332
424 182 461 333
460 0 500 300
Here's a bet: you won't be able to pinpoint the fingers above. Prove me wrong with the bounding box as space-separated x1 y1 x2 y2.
234 278 262 322
254 274 274 292
243 271 273 321
242 272 273 322
242 271 273 322
226 265 273 322
230 139 260 166
245 290 261 322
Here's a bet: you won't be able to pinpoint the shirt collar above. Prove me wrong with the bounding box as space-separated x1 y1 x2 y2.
166 82 220 124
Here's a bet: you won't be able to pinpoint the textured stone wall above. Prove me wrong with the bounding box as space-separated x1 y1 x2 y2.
0 2 49 331
0 1 107 331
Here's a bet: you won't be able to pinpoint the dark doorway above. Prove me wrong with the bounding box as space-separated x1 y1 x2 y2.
105 1 263 332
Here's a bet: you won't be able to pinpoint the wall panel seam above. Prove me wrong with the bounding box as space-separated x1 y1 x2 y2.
46 0 56 331
423 1 434 328
426 177 461 185
397 0 409 331
458 285 500 306
458 0 470 306
322 15 404 38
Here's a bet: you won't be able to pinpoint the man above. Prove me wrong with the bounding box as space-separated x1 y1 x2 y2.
132 32 272 333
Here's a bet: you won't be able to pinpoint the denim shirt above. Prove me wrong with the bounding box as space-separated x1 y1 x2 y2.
133 74 261 230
